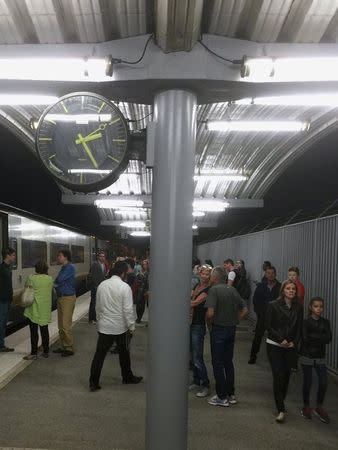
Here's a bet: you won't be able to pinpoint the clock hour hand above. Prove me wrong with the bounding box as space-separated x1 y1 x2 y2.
76 134 99 169
75 132 102 145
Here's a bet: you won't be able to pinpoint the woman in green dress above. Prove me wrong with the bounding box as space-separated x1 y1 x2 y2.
23 261 53 360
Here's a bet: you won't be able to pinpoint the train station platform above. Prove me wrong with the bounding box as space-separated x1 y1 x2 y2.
0 314 337 450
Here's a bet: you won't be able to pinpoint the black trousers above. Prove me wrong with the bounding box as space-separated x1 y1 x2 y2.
136 296 146 322
88 288 97 322
302 363 328 407
90 331 134 386
250 311 266 357
29 319 49 355
267 344 294 413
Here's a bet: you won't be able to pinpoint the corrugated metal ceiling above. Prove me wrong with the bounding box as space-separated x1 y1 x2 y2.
0 0 337 45
1 0 338 232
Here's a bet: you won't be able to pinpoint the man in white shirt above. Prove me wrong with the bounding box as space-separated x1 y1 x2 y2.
223 259 237 287
89 261 142 391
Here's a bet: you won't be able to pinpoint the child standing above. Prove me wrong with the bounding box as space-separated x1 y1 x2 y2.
300 297 332 423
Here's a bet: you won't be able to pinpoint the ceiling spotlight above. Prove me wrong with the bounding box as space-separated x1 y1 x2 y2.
130 231 151 237
120 221 146 228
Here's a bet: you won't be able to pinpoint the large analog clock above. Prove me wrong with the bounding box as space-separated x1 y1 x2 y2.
35 92 130 192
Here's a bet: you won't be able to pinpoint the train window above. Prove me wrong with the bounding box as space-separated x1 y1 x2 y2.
71 245 85 263
8 237 18 270
50 243 70 266
22 239 47 269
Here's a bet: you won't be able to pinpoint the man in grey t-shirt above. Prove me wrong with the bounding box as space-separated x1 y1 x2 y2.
205 266 248 407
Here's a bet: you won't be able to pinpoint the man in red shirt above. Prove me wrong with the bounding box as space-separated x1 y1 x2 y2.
288 266 305 305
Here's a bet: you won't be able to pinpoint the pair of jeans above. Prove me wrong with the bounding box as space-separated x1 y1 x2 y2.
190 324 209 387
28 319 49 355
250 311 266 357
89 288 97 322
0 301 10 348
267 344 293 413
302 363 328 407
90 331 134 386
210 325 236 400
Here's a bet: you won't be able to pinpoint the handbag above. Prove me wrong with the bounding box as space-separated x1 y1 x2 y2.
20 286 35 307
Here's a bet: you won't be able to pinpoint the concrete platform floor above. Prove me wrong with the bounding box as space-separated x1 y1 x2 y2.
0 319 337 450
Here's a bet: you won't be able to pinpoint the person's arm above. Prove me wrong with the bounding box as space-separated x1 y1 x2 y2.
239 306 249 320
204 287 217 324
191 292 207 307
95 285 103 317
55 265 75 285
123 285 136 332
234 290 249 320
265 303 284 343
227 271 236 287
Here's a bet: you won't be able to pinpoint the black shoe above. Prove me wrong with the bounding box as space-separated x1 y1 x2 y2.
61 350 74 357
89 384 101 392
248 356 256 364
122 376 143 384
53 348 63 353
135 319 141 324
0 346 14 352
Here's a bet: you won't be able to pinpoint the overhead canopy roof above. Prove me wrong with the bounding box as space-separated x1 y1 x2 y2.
0 0 337 47
1 0 338 236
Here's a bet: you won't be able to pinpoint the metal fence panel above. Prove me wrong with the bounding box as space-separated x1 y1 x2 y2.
197 215 338 372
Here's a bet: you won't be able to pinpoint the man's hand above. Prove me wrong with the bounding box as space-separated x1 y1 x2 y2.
280 339 289 347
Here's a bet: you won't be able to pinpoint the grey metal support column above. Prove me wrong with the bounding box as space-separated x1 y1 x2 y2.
146 90 197 450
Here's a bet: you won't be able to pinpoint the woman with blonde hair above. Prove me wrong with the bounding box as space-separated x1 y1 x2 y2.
265 280 303 423
189 264 212 398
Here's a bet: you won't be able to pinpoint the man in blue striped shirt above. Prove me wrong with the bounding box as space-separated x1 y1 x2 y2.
54 249 76 357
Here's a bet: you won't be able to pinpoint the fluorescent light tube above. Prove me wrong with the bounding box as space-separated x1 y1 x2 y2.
0 57 110 81
95 199 144 209
130 231 151 237
237 94 338 107
45 114 112 124
194 174 247 181
192 211 206 218
68 169 111 174
241 56 338 82
193 200 229 212
207 121 309 132
0 95 58 105
120 221 146 228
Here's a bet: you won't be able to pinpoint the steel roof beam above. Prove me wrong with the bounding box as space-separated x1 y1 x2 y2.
155 0 204 52
61 194 263 208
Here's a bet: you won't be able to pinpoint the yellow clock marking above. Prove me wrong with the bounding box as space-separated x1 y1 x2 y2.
109 117 121 125
49 154 56 159
98 101 105 114
108 155 120 163
61 101 68 113
39 137 52 141
113 139 126 143
80 172 83 184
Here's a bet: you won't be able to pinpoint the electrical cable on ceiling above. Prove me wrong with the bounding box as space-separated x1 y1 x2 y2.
127 112 152 123
197 38 242 65
117 34 154 65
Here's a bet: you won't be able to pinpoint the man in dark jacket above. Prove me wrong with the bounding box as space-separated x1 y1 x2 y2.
248 266 281 364
88 252 107 323
0 247 16 352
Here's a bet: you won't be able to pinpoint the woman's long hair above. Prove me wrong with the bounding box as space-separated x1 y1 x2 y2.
278 280 299 304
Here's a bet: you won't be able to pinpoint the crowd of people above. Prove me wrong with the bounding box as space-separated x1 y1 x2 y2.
191 257 332 424
0 247 333 426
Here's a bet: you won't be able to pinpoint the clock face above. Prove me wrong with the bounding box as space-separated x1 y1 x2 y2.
35 92 130 192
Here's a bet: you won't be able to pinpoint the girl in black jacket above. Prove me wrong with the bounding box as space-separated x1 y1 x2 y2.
265 280 303 423
300 297 332 423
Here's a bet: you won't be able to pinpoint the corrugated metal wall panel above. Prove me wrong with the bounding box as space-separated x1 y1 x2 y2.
197 215 338 372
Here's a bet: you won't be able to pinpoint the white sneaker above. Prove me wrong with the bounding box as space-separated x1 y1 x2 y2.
228 395 237 405
275 412 285 423
189 383 199 391
208 395 230 407
196 387 210 398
